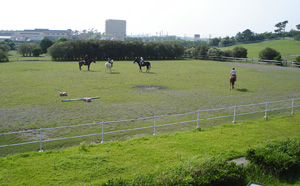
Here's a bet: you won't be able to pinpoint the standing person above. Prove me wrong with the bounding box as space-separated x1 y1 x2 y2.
230 67 237 81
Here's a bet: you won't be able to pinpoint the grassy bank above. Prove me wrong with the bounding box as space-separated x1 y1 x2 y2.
1 114 300 185
223 39 300 61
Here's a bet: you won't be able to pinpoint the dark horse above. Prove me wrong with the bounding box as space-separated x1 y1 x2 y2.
229 75 236 90
79 59 96 71
133 59 151 72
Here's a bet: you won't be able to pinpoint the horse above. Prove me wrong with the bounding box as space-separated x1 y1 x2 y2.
229 75 236 90
79 58 96 71
105 60 113 73
133 59 151 72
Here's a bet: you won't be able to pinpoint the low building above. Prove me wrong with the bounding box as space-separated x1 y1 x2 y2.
0 29 71 42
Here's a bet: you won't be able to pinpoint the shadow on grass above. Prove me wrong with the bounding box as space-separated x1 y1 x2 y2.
110 72 120 74
236 88 249 92
142 72 156 74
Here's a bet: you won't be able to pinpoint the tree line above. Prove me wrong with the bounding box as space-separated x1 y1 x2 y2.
47 40 184 61
188 44 299 62
209 21 300 47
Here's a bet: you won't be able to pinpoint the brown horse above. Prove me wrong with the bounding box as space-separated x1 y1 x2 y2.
229 75 236 90
79 59 96 71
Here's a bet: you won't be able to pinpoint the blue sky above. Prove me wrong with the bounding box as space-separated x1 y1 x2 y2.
1 0 299 38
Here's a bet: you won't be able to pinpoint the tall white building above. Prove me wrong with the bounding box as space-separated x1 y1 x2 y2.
105 19 126 40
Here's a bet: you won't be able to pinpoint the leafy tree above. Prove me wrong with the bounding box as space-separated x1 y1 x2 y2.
209 38 221 46
232 46 247 58
219 36 236 47
193 44 209 58
297 24 300 30
40 38 54 53
207 47 223 57
222 49 232 57
295 56 300 62
17 42 39 57
0 43 10 53
0 49 9 62
259 47 280 60
0 39 15 50
57 37 68 42
275 20 288 35
236 29 255 42
32 48 42 57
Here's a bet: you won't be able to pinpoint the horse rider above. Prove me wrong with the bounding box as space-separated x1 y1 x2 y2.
140 56 144 65
230 67 237 81
84 54 89 65
108 58 113 67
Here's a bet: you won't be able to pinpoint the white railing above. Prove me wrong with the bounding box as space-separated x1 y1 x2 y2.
0 98 299 152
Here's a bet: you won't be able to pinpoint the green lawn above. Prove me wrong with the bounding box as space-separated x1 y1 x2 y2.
222 39 300 61
1 56 300 185
1 114 300 186
1 59 300 156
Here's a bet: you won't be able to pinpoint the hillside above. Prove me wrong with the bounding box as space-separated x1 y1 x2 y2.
1 114 300 185
222 39 300 61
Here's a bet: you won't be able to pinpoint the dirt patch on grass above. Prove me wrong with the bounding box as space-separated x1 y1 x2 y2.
227 157 248 166
133 85 166 90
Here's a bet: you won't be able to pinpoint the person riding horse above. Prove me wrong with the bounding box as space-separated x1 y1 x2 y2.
230 67 237 81
140 56 144 65
108 58 113 67
84 54 89 65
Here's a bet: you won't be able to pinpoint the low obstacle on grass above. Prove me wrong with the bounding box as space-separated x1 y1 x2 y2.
59 92 68 96
62 96 100 102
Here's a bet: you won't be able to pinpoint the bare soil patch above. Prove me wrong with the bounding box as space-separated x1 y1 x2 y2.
133 85 166 90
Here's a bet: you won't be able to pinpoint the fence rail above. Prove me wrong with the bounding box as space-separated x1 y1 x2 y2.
1 98 299 152
182 54 295 67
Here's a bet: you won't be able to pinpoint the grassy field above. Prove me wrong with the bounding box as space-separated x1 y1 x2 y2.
1 52 300 185
1 57 300 155
222 39 300 61
1 114 300 185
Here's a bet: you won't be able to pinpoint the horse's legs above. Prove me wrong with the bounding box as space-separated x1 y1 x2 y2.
88 65 90 71
79 64 81 71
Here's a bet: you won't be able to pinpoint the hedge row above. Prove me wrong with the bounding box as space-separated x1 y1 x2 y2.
47 40 185 61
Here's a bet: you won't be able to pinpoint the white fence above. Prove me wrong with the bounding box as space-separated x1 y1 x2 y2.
0 98 299 153
182 54 295 67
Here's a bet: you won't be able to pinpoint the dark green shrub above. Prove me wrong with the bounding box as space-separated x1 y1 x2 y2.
246 138 300 177
101 157 247 186
32 48 42 57
190 158 246 186
232 46 247 58
259 47 280 60
273 54 282 61
295 56 300 62
0 49 9 62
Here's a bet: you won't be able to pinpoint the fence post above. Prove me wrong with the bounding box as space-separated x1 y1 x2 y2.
232 106 237 123
197 110 200 128
264 102 268 119
291 99 294 114
101 121 104 143
153 116 157 135
39 128 43 152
